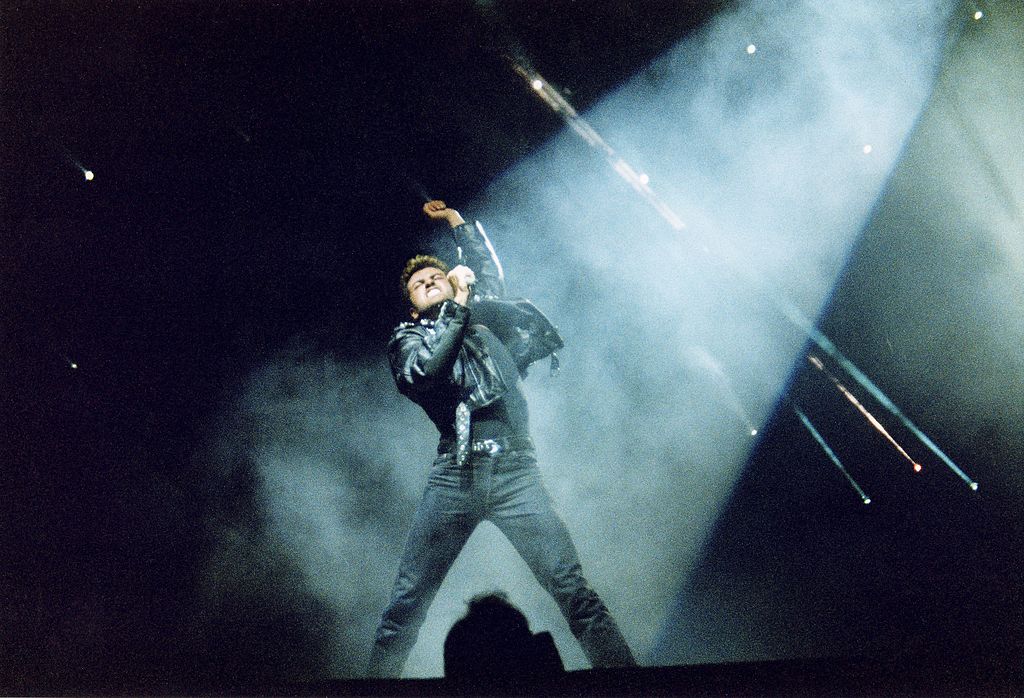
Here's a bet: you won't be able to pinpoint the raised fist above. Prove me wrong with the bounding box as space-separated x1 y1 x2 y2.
423 200 465 227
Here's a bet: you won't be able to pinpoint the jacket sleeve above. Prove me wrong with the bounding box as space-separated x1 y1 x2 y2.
388 300 470 393
452 221 507 299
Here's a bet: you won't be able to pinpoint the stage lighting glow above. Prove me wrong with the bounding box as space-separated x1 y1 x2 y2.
746 44 757 54
795 322 977 489
639 173 650 184
70 362 78 369
863 144 873 154
213 1 967 676
808 354 924 474
863 498 871 504
794 404 871 503
970 482 979 491
685 346 761 437
84 170 94 181
512 61 687 230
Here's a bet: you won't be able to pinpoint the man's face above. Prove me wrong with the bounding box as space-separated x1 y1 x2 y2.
407 266 453 318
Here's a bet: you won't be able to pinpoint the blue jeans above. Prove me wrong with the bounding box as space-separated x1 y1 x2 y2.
366 446 635 677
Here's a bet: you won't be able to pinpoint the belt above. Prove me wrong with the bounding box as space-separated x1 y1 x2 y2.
438 435 535 458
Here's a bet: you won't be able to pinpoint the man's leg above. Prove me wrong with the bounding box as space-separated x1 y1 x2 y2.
366 463 477 677
489 455 636 668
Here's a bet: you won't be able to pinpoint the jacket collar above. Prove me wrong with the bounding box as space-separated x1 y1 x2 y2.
396 317 436 329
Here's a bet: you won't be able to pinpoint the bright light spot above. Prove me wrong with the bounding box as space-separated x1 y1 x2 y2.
913 463 922 472
750 429 758 436
638 173 650 185
863 498 871 505
862 144 873 154
70 362 78 370
970 482 979 491
531 79 544 91
973 10 983 20
84 170 94 181
746 44 757 55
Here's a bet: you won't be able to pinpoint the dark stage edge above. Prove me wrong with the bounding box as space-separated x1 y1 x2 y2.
302 655 1019 697
31 652 1021 696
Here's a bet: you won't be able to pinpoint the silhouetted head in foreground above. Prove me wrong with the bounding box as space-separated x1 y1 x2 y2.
443 591 564 684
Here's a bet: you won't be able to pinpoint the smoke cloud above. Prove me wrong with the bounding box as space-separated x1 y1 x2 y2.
199 0 957 678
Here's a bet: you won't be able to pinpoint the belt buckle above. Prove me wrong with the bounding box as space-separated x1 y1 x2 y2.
478 439 501 456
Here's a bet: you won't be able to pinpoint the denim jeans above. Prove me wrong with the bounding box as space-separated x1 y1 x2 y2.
366 446 635 677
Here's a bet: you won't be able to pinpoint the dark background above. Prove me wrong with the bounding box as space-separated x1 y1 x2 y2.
2 0 1021 692
2 0 721 687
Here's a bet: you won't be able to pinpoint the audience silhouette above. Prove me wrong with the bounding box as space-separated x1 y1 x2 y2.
443 591 565 687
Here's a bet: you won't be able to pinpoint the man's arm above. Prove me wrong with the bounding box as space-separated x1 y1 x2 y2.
423 199 465 228
423 200 507 299
388 300 470 394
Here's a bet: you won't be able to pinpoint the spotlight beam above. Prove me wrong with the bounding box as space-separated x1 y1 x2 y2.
784 301 978 490
793 403 871 504
808 355 923 474
687 346 759 436
511 62 686 230
504 32 976 493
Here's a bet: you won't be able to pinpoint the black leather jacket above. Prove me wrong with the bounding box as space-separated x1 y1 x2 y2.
388 221 563 438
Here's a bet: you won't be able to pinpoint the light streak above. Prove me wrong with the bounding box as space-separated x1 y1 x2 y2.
66 154 94 181
686 346 760 437
782 298 977 490
808 354 922 473
511 62 686 231
506 53 975 493
793 403 871 504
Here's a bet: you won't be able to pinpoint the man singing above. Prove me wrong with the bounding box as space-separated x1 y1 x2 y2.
366 200 636 677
